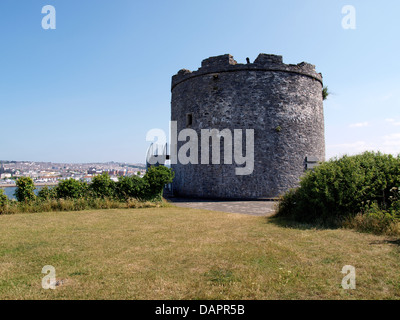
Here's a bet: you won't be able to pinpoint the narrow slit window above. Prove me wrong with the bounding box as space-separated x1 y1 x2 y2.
186 113 193 127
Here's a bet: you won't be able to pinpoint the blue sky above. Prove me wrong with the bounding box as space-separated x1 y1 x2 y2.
0 0 399 163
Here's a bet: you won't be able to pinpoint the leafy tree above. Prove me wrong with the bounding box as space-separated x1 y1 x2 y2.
15 177 36 202
89 173 116 199
56 179 88 199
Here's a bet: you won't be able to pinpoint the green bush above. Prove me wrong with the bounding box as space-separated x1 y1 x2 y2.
56 179 88 199
276 152 400 224
388 187 400 213
142 166 174 201
0 197 166 215
89 173 116 199
1 166 175 215
0 189 8 207
15 177 36 202
116 166 174 201
38 186 57 200
344 202 400 235
116 175 148 201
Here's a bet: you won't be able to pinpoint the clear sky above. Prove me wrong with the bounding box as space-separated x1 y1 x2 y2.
0 0 399 163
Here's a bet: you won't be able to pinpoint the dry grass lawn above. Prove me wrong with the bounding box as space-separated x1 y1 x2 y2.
0 206 399 299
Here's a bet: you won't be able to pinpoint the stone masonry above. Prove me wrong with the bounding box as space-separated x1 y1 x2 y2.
171 54 325 199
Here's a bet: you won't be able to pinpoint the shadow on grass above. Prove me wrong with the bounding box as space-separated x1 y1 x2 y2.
267 214 341 231
269 214 400 245
369 239 400 247
387 239 400 246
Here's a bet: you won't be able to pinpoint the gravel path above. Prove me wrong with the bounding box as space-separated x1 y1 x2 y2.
167 198 277 216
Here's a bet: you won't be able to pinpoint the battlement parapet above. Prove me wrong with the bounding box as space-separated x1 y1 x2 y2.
172 53 323 90
201 54 238 68
253 53 283 65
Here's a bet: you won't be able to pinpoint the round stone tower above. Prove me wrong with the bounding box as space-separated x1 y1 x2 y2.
170 53 325 199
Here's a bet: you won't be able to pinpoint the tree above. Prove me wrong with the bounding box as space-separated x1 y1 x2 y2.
15 177 36 202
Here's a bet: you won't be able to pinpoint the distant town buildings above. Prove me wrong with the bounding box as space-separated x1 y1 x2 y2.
0 161 146 186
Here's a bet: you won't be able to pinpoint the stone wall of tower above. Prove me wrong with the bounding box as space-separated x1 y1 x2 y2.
171 54 325 199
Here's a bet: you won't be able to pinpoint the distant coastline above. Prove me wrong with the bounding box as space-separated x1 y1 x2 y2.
0 182 59 188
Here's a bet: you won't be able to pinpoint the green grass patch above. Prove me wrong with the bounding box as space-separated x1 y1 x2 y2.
0 207 399 299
